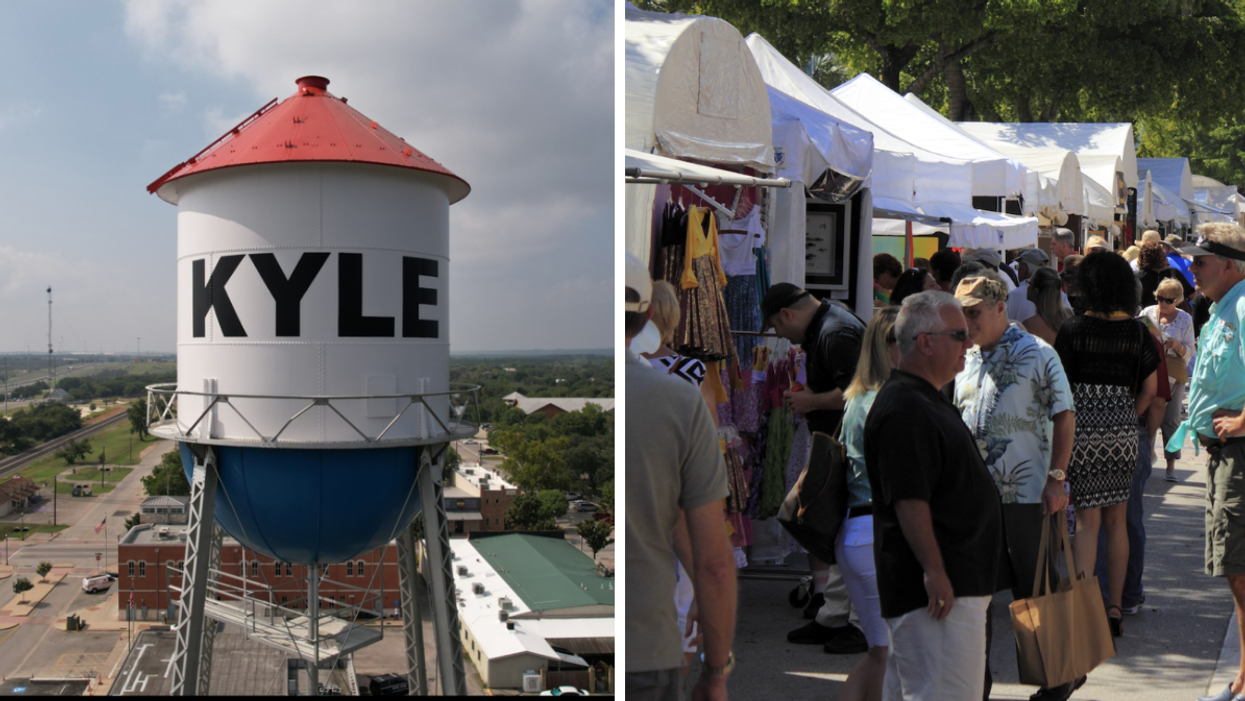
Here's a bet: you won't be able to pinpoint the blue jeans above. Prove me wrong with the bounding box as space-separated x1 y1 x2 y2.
1094 426 1151 607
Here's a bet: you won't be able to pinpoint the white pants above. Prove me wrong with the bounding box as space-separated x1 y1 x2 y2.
834 515 887 648
882 595 990 701
674 560 696 653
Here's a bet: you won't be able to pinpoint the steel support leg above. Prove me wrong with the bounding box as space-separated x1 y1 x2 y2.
419 445 466 696
171 446 222 696
309 562 320 697
397 520 429 695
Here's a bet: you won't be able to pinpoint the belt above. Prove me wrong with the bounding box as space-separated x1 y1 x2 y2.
1197 435 1245 455
848 505 873 518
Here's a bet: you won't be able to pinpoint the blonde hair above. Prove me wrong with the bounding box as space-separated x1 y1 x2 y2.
1155 276 1185 303
846 306 900 400
1198 222 1245 275
649 280 681 345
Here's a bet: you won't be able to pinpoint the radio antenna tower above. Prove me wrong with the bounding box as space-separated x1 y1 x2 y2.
47 286 54 391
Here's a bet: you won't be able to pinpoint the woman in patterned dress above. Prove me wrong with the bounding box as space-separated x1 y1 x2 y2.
1054 251 1160 636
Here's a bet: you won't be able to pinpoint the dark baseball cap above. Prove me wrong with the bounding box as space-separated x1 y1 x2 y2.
1176 236 1245 260
760 283 811 330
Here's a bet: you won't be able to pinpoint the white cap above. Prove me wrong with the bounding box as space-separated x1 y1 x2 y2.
625 251 652 313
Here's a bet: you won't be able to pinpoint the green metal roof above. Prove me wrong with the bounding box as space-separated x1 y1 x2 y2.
468 534 614 613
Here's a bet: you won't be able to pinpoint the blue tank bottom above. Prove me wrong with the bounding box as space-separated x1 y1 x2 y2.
179 443 424 565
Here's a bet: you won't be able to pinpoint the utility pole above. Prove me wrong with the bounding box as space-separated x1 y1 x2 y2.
47 287 54 393
137 337 141 360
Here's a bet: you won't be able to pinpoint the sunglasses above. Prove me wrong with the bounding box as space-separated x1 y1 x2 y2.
1156 296 1176 305
921 329 970 342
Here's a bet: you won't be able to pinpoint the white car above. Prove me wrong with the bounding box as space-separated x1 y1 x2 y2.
540 687 589 696
464 439 478 444
82 574 116 593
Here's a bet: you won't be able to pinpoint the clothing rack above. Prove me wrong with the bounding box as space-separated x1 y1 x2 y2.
733 330 780 338
683 184 735 220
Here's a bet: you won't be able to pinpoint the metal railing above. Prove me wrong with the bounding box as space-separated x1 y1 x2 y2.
146 382 481 449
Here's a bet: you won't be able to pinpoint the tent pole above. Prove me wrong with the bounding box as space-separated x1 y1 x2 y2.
905 220 913 267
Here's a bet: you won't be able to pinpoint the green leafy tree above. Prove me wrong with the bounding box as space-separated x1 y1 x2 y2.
494 433 573 493
124 513 142 531
12 577 33 604
598 481 614 515
536 490 570 521
577 518 615 560
504 492 559 531
54 438 93 465
141 449 190 497
127 398 149 440
36 561 52 581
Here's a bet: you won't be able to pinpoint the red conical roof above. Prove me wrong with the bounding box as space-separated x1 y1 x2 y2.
148 76 469 203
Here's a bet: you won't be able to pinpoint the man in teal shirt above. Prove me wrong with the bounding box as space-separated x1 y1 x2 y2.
1169 224 1245 701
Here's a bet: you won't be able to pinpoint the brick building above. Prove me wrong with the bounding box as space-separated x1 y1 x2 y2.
116 523 400 620
445 463 518 535
0 475 41 518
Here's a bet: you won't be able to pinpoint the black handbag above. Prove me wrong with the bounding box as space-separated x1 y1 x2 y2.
777 425 850 564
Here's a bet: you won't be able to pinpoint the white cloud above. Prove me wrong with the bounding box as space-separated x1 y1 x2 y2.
158 91 188 112
0 103 43 131
123 0 613 351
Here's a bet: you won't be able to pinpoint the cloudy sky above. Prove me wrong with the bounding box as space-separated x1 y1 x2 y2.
0 0 613 354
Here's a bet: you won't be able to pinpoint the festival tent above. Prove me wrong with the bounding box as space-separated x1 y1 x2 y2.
1137 158 1194 203
832 74 1027 199
764 86 876 303
746 34 1037 251
954 122 1086 218
625 5 773 170
1192 185 1243 224
1140 173 1189 226
625 6 782 264
957 123 1137 221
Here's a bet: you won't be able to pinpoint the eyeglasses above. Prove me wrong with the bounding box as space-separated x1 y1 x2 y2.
921 329 970 342
1156 296 1176 305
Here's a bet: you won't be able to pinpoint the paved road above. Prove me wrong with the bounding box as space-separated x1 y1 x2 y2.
714 437 1240 701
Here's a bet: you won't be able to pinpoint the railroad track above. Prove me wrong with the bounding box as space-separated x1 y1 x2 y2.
0 411 128 477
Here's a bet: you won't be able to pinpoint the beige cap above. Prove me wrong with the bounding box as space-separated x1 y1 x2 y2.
954 276 1007 307
1085 235 1108 252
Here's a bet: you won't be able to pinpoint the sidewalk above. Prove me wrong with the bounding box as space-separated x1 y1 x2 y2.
724 436 1236 700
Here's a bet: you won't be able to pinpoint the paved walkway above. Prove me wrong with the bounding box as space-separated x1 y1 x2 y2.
723 435 1242 700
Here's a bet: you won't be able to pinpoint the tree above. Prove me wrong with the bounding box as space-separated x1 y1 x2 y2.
141 449 190 497
36 561 52 582
128 398 149 440
124 513 142 531
443 446 461 484
598 481 614 515
504 492 559 531
54 438 93 465
12 577 32 604
536 490 570 521
494 433 573 493
577 519 614 560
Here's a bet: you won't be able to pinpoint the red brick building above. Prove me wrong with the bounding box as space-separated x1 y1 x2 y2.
116 523 401 620
445 463 517 535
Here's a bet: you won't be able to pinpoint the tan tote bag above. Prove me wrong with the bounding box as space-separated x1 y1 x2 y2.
1010 512 1116 688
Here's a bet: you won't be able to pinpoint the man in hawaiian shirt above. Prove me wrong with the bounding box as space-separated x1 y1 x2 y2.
952 272 1078 701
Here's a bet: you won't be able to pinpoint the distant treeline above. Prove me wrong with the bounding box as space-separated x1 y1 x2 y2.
449 355 613 425
0 402 82 457
53 370 176 402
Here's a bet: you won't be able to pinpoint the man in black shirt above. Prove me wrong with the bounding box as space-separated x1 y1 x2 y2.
761 283 867 653
865 290 1004 699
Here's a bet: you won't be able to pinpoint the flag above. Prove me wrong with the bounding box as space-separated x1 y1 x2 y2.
94 517 106 534
128 589 134 610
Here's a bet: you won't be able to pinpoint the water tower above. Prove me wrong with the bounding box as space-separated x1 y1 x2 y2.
146 76 477 696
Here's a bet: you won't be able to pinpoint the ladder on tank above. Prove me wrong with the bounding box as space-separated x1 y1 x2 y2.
169 444 467 696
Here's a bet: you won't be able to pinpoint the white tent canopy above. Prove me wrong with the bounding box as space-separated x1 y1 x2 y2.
745 34 1036 249
955 123 1085 216
625 6 774 171
831 75 1027 198
1083 177 1118 224
625 148 792 187
766 86 873 186
1193 184 1243 223
1140 173 1188 225
1137 158 1194 202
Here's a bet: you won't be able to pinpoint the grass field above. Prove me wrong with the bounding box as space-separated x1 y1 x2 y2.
55 468 132 495
124 361 176 377
0 523 68 540
15 422 159 487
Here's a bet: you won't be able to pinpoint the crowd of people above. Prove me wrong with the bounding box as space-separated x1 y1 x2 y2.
626 222 1245 701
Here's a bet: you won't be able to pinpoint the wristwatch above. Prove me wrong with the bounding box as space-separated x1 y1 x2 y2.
1048 469 1066 481
700 651 736 676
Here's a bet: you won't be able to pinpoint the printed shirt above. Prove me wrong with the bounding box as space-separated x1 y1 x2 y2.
1173 278 1245 449
954 324 1073 505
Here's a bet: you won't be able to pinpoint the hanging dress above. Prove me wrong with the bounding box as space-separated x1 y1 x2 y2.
669 206 736 362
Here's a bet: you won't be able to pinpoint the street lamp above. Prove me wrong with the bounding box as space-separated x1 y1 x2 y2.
155 547 160 619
